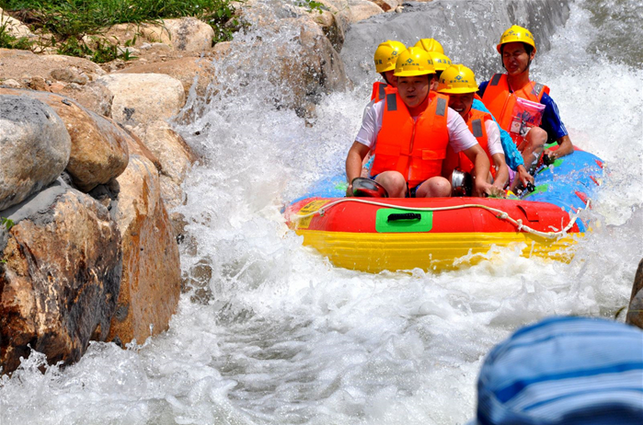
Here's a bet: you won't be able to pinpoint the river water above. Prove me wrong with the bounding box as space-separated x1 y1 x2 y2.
1 0 642 424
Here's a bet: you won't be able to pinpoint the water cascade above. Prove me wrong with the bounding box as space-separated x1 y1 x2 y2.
1 0 641 424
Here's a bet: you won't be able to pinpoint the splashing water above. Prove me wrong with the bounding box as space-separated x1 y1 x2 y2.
1 1 642 424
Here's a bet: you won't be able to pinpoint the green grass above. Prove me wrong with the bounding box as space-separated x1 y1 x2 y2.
0 0 240 62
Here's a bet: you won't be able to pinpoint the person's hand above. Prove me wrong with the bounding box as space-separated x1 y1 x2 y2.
472 178 493 197
543 150 558 164
345 183 353 197
487 186 507 199
517 165 534 186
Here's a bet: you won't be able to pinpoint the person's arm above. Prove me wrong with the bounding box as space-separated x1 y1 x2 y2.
490 153 509 190
345 101 381 195
462 144 492 197
345 142 370 196
540 93 574 160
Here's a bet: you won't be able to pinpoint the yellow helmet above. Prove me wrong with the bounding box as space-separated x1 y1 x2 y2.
497 24 537 54
437 64 479 94
374 40 407 73
427 52 452 72
394 47 436 77
413 38 444 54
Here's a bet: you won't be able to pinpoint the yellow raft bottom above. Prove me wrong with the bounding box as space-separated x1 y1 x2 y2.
295 229 580 273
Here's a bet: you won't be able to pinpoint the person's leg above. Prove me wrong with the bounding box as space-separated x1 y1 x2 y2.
415 176 452 197
375 171 407 197
519 127 547 171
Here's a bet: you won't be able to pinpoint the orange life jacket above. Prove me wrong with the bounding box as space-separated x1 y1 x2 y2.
481 73 549 135
371 91 450 188
456 109 496 178
371 81 397 102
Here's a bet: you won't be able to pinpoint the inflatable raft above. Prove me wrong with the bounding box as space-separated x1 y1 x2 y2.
285 148 603 273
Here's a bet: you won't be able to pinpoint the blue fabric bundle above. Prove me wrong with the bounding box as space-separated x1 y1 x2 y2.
473 316 643 424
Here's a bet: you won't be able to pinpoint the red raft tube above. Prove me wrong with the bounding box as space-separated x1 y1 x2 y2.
285 148 603 273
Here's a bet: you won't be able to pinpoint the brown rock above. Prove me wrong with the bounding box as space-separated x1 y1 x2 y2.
0 88 129 192
371 0 400 12
0 183 122 374
341 0 384 23
56 81 114 117
626 258 643 329
116 56 216 99
107 154 181 345
0 49 105 85
97 73 186 130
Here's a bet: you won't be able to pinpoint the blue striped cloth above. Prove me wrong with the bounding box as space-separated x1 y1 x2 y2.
471 316 643 424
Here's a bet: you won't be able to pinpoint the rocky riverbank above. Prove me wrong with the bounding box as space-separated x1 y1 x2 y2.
0 0 406 376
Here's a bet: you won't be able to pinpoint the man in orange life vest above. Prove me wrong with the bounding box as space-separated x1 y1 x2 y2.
346 48 491 198
438 64 510 191
479 25 574 167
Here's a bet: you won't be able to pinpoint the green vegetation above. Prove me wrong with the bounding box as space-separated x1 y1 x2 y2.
296 0 325 14
1 217 13 231
0 0 240 62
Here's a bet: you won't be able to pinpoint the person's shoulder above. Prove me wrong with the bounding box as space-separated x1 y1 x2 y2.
471 98 489 113
478 80 489 96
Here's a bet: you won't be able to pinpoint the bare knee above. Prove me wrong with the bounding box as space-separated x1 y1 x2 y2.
416 176 452 198
376 172 407 197
526 127 547 150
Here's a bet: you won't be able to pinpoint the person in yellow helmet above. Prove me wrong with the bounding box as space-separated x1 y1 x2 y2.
371 40 406 102
414 38 444 54
479 25 574 168
438 64 510 192
346 48 491 198
414 39 450 91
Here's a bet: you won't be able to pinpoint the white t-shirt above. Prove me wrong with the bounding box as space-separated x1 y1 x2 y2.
355 99 479 153
485 119 504 157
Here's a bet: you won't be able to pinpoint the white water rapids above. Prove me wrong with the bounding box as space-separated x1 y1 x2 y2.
1 0 642 424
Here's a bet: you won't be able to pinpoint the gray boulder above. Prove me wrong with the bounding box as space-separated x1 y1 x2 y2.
0 95 71 210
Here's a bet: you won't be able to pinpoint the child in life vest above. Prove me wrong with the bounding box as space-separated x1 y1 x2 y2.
438 64 510 193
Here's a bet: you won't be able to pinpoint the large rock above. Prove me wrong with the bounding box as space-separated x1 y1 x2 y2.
0 180 122 374
141 17 215 52
0 49 111 115
0 88 130 192
0 95 71 210
236 2 351 115
95 74 195 212
115 56 216 99
52 81 114 118
97 73 186 131
626 258 643 329
0 49 105 86
101 18 214 53
142 120 197 199
341 0 384 23
107 154 181 345
340 0 571 84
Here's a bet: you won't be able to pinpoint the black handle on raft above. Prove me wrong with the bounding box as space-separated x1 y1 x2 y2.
387 213 422 222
